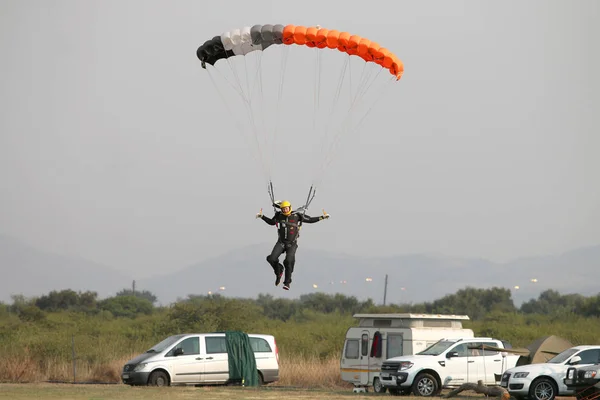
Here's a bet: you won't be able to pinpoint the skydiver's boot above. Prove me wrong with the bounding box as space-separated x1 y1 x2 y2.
275 263 284 286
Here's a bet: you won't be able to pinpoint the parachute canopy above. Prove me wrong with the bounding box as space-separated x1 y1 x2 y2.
197 24 403 80
195 24 404 207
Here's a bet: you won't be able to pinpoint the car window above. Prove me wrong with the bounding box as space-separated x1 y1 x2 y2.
451 343 469 357
205 336 227 354
249 337 272 353
548 348 579 364
168 336 199 356
574 349 600 364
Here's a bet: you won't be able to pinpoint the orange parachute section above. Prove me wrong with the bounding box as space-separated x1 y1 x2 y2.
282 25 403 80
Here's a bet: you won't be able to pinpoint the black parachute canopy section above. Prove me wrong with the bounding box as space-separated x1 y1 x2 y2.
225 330 259 386
196 24 285 68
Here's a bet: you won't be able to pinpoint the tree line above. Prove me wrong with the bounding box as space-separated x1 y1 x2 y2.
2 286 599 322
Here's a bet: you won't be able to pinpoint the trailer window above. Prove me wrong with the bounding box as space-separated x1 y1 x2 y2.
361 334 369 356
387 334 403 359
345 340 359 359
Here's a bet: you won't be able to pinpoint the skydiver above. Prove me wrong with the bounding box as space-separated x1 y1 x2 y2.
256 200 329 290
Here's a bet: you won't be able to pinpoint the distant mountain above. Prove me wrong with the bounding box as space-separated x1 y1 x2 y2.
137 243 600 306
0 234 133 303
1 233 598 307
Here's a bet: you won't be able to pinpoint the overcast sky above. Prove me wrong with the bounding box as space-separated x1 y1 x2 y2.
1 0 598 279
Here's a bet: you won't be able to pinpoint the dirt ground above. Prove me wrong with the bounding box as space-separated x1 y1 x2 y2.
0 383 578 400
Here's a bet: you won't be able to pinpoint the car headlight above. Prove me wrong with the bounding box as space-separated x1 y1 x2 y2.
133 363 148 372
513 372 529 379
399 362 414 371
584 370 598 379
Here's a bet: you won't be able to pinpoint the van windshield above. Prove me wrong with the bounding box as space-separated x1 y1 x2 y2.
417 340 458 356
146 334 187 353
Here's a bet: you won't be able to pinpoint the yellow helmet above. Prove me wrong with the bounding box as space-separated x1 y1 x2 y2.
280 200 292 215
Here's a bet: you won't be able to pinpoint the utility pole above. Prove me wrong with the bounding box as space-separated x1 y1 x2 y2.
132 280 136 296
383 274 388 306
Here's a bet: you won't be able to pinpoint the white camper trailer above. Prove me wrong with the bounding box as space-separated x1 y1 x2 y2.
340 313 474 393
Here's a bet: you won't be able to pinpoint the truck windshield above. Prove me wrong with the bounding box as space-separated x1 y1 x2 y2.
146 334 187 353
417 340 457 356
546 348 579 364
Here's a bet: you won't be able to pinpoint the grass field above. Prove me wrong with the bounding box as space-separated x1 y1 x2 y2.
0 383 386 400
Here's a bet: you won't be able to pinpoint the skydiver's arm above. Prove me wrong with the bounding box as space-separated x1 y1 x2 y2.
261 214 278 225
300 214 323 223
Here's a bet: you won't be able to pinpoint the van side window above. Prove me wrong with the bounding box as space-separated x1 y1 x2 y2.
168 337 199 356
205 337 227 354
387 334 403 359
249 337 272 353
345 340 359 359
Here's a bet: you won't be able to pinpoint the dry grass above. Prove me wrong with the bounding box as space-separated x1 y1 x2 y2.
0 352 350 389
277 354 350 389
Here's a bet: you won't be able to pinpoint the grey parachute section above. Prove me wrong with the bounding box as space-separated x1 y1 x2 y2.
197 24 284 68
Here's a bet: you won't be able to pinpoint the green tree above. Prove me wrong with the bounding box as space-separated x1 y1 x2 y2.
98 296 153 318
116 289 157 304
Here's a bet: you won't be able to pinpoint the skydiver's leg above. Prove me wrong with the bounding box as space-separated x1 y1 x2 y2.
282 242 298 289
266 242 285 285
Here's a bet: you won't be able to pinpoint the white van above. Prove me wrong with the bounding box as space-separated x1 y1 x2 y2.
121 332 279 386
340 313 474 393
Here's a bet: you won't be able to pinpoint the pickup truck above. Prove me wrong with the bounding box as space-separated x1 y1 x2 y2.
379 337 519 396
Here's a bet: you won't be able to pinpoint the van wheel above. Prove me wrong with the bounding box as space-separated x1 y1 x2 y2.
373 377 387 393
257 372 264 386
412 372 439 396
148 370 169 386
528 377 557 400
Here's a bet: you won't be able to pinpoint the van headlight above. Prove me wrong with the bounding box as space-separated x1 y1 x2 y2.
513 372 529 378
133 363 148 372
399 362 414 371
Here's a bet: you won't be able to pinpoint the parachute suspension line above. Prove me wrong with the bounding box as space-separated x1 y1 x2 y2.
311 55 350 185
208 61 249 103
252 51 270 178
224 57 270 183
205 66 267 184
312 66 388 187
267 180 276 212
310 58 377 187
309 47 326 174
313 47 323 133
267 45 290 176
224 57 251 106
314 73 396 188
298 185 317 216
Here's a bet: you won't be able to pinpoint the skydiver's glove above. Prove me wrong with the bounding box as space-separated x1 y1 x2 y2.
256 209 263 219
320 211 330 220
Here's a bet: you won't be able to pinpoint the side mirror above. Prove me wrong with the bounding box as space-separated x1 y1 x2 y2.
569 355 582 365
174 348 184 356
447 351 459 359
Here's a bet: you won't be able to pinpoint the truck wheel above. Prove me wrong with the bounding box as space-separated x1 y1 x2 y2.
148 370 169 386
528 377 557 400
373 377 387 393
412 372 439 397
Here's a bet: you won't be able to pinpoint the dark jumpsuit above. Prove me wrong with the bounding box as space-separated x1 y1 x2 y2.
260 211 322 286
